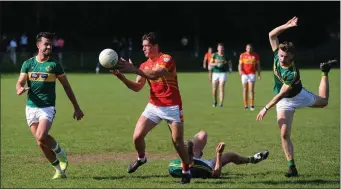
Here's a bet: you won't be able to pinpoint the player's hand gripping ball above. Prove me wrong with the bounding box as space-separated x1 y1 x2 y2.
99 49 118 68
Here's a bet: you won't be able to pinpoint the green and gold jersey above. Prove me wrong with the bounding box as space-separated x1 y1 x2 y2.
273 48 302 98
211 53 228 73
20 56 65 108
168 158 213 179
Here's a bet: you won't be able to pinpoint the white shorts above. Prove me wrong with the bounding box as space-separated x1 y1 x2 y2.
241 74 256 84
212 73 227 83
208 64 215 71
141 103 184 124
193 157 214 169
276 88 317 112
25 106 56 127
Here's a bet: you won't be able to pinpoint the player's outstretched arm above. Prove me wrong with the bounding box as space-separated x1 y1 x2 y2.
212 142 225 178
57 75 84 120
16 73 29 95
256 84 291 121
269 16 298 51
116 57 173 80
135 66 173 80
112 70 146 92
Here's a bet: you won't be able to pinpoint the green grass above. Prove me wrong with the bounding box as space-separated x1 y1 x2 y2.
1 70 340 188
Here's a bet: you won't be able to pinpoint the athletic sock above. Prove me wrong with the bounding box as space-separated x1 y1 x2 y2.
52 143 65 156
182 164 191 174
250 99 254 107
137 152 146 162
244 100 248 107
51 159 63 173
288 159 295 167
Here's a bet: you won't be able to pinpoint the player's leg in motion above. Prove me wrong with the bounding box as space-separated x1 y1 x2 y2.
30 119 67 179
242 79 249 110
127 116 157 173
218 78 226 107
212 80 219 107
310 60 336 108
248 79 255 111
169 121 192 184
192 131 208 158
277 111 297 177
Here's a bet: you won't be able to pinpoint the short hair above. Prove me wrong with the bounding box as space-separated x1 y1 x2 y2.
142 32 159 45
217 42 224 46
279 41 295 54
246 43 253 47
36 32 55 42
184 140 194 161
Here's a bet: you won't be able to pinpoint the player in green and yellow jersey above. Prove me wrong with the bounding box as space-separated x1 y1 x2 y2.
256 17 337 177
16 32 84 179
208 43 232 107
168 131 269 179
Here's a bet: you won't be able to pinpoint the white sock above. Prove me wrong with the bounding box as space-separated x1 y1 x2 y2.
138 156 146 162
52 159 64 174
57 149 65 156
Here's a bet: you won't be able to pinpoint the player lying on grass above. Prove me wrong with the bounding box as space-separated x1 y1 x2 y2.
168 131 269 178
256 16 337 177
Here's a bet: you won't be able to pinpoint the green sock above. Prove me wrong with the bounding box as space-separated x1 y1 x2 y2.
287 159 295 167
248 156 254 163
322 72 328 77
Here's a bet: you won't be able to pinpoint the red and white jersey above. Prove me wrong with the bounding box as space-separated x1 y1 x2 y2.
239 52 260 74
139 53 182 106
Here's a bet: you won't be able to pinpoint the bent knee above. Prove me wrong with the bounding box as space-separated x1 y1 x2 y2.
35 132 48 142
312 98 328 108
197 131 208 140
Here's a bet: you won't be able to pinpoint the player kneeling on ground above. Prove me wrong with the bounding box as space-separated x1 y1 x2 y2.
168 131 269 179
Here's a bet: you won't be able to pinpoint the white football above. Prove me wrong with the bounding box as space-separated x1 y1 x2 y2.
98 49 118 68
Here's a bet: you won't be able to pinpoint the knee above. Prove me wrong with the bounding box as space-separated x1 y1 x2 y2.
133 133 144 144
320 99 328 108
280 128 290 140
197 131 208 141
35 132 47 143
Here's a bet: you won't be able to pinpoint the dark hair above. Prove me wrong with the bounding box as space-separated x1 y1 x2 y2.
142 32 159 45
184 140 194 162
279 41 295 54
217 42 224 47
36 32 55 42
246 43 253 47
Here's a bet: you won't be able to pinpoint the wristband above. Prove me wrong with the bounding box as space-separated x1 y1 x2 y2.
264 106 269 111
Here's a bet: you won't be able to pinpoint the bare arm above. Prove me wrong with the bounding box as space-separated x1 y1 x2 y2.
265 84 291 110
256 60 261 77
57 75 81 110
211 142 225 178
115 71 146 92
269 16 298 51
135 67 173 80
212 153 223 178
203 55 207 68
16 73 29 95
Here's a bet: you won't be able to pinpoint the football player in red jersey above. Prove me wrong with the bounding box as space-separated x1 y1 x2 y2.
238 44 261 110
112 32 192 184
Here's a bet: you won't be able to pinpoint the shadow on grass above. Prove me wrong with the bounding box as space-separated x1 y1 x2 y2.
248 179 340 185
93 174 169 180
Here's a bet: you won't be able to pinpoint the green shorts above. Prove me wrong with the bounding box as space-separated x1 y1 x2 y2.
168 159 213 179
